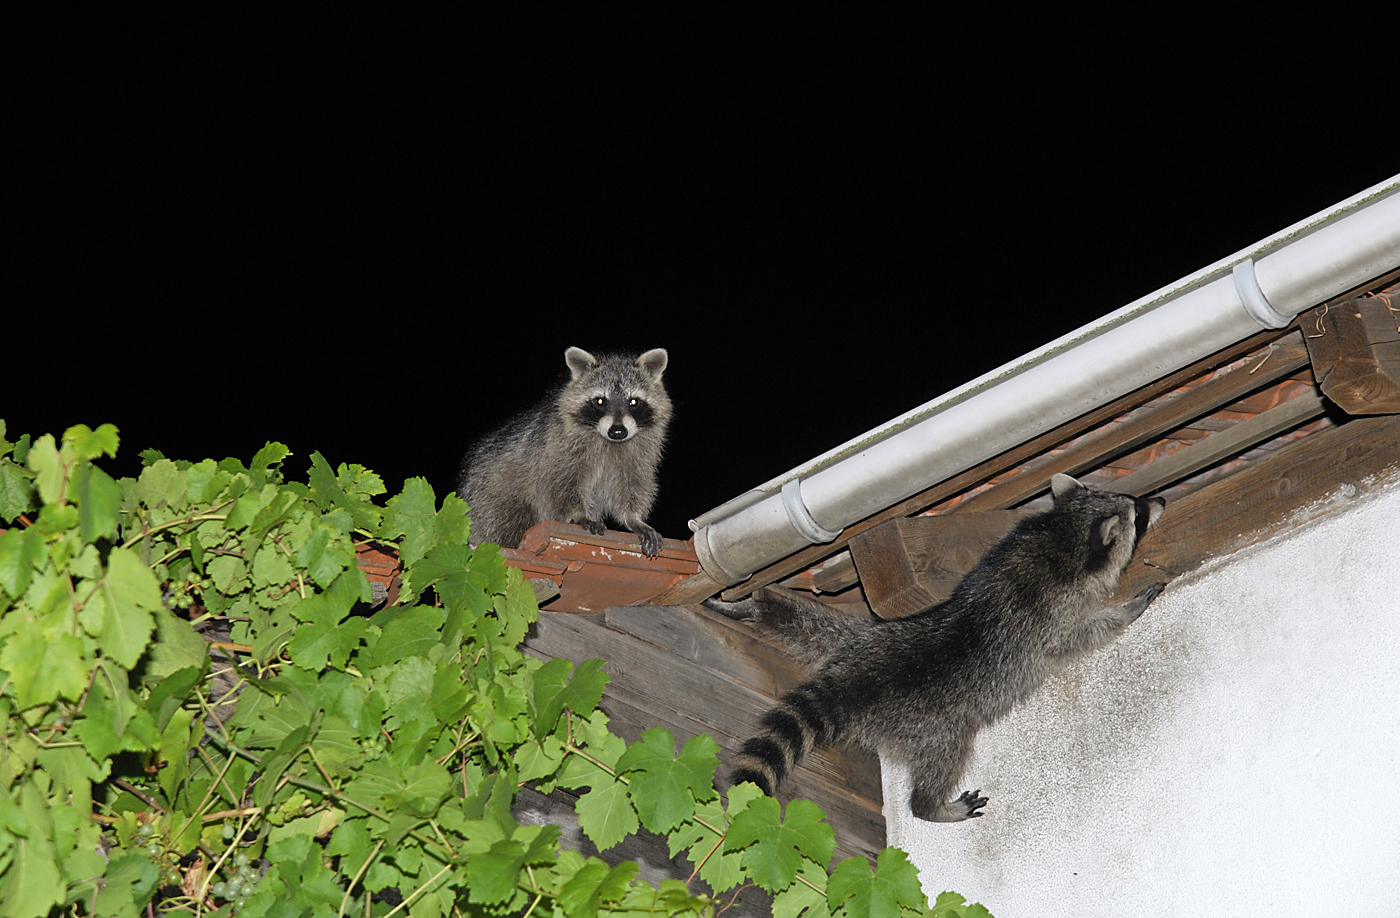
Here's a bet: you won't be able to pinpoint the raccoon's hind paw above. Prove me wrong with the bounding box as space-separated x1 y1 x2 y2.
576 518 607 537
911 788 988 822
1124 581 1166 621
957 789 989 819
702 598 756 621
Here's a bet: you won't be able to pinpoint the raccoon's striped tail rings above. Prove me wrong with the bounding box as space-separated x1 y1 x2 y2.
729 682 837 796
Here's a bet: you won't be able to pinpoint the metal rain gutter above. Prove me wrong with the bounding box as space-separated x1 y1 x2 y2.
689 175 1400 586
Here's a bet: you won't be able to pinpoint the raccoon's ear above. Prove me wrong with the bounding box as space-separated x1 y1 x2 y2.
1050 473 1082 502
565 347 598 380
1099 515 1121 546
636 348 668 382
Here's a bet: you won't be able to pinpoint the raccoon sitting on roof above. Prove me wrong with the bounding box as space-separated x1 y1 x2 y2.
457 347 671 557
706 473 1166 821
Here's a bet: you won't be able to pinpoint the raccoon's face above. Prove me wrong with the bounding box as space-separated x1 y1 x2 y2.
576 388 657 442
1049 473 1165 577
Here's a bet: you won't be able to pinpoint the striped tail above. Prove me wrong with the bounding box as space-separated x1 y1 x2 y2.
730 677 844 795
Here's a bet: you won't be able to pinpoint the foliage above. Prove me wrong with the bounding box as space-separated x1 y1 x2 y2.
0 421 994 917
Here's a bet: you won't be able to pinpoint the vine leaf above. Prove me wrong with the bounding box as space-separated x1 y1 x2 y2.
0 623 87 710
574 775 639 852
557 859 638 918
725 797 835 893
531 657 608 740
827 848 927 918
614 728 719 834
774 856 833 918
98 546 163 669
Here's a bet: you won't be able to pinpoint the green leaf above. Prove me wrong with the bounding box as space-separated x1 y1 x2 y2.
293 522 353 588
1 782 64 918
667 780 762 894
307 452 382 531
25 434 64 506
64 423 120 461
95 853 161 918
725 797 835 893
142 606 208 687
71 460 123 543
929 891 994 918
465 838 527 904
288 615 368 673
774 857 832 918
249 441 292 481
133 459 186 512
614 728 719 834
364 605 445 668
380 477 437 568
0 525 45 598
98 546 162 669
827 849 928 918
574 775 639 852
390 761 453 818
532 657 608 740
0 457 36 522
557 859 638 918
0 621 88 710
434 492 472 546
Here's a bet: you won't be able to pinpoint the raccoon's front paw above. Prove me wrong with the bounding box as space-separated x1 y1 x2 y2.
577 518 607 537
1124 581 1166 621
634 524 663 558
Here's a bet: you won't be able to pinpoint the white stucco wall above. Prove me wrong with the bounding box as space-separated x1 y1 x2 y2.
884 474 1400 918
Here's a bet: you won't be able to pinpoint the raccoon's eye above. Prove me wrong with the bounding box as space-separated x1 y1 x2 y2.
594 397 606 407
629 398 639 407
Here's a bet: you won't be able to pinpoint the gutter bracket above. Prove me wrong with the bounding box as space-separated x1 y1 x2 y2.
782 479 841 544
1233 257 1292 329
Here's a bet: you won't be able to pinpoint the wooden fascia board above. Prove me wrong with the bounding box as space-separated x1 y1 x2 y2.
1111 411 1400 602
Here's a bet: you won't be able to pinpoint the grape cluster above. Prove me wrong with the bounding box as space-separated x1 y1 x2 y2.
211 852 260 910
135 822 183 889
169 570 212 609
361 734 386 761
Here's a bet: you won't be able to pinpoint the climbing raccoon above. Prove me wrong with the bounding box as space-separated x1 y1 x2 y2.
456 347 671 557
706 473 1166 821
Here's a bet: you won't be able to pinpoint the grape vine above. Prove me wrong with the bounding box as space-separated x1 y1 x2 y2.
0 421 993 918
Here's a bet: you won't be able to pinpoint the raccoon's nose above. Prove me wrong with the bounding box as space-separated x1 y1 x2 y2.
608 425 630 441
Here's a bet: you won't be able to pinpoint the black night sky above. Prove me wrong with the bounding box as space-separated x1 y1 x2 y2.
10 32 1395 544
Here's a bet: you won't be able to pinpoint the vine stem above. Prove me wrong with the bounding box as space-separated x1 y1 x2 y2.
380 862 454 918
337 839 386 918
119 507 232 550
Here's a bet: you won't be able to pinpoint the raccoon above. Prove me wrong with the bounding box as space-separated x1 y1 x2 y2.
457 346 671 557
706 473 1166 822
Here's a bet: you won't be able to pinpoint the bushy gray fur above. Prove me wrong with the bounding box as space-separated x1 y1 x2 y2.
706 474 1166 821
456 347 671 557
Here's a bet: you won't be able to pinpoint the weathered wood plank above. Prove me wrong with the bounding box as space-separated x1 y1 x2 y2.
526 610 882 802
523 610 887 861
1106 389 1327 497
603 604 810 699
848 511 1036 619
1304 291 1400 414
1112 412 1400 602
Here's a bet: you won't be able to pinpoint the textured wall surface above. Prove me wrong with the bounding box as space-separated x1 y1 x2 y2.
883 475 1400 918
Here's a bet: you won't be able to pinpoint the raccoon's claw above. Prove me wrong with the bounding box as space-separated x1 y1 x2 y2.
634 524 663 558
1124 581 1166 621
957 789 989 819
